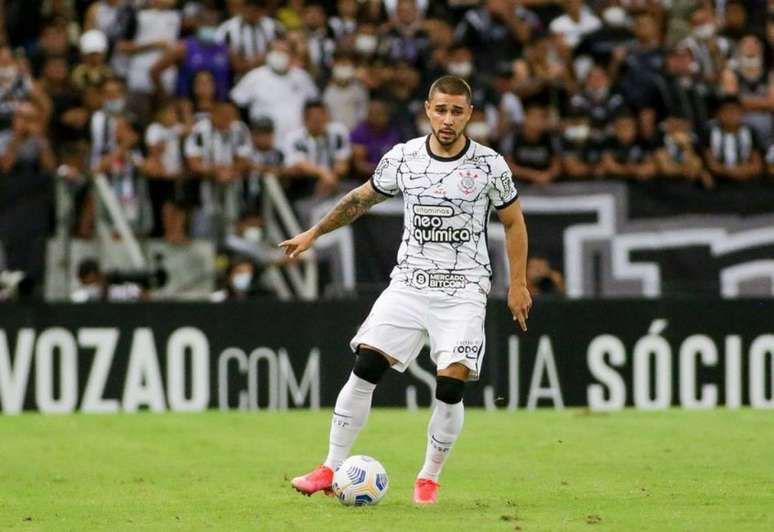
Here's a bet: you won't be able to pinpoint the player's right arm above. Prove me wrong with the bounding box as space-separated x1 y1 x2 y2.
279 180 388 258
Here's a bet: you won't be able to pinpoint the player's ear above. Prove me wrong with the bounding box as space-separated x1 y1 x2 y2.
424 100 430 118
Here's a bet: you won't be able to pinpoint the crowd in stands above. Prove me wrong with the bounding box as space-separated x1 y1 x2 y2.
0 0 771 300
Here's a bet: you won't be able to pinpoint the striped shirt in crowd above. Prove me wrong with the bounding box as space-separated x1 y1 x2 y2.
283 123 352 170
184 118 253 167
706 123 763 168
89 110 117 171
216 15 284 62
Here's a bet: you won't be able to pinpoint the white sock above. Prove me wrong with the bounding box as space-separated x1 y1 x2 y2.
323 373 376 471
417 400 464 482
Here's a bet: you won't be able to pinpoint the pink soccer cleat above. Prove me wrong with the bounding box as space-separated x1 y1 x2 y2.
290 465 334 497
413 478 440 504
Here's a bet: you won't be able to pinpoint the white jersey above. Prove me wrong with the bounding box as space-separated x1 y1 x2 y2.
371 135 518 301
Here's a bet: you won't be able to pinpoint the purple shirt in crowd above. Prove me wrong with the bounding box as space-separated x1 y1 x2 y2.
350 123 402 166
175 37 231 101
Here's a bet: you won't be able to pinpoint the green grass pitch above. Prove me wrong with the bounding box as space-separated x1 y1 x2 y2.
1 409 773 531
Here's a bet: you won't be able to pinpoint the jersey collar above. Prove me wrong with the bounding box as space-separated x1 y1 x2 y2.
425 135 471 162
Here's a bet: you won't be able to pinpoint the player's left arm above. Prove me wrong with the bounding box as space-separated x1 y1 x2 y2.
497 200 532 332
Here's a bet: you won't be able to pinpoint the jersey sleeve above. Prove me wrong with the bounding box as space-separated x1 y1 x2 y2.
370 144 402 197
488 154 518 210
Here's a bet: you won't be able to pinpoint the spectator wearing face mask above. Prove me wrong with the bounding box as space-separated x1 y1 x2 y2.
230 38 318 145
352 23 383 62
211 256 266 301
704 95 765 182
561 108 604 180
151 8 232 102
216 0 285 76
601 110 657 181
350 98 401 179
569 65 625 144
323 52 369 131
722 35 774 145
656 114 713 188
89 76 127 172
680 6 733 84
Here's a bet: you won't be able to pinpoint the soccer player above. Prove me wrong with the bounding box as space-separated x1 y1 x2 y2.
281 75 531 504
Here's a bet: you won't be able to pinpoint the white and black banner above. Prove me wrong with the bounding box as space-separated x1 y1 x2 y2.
0 300 772 414
318 181 774 298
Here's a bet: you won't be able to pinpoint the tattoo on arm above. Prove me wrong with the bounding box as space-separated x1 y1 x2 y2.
314 183 386 237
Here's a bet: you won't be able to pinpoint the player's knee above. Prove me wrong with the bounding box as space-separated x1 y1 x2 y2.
352 347 391 385
435 376 465 404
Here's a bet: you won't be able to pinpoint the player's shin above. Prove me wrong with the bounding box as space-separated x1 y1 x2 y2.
323 373 376 471
324 349 390 470
417 377 465 482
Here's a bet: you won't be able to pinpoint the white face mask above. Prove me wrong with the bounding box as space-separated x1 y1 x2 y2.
603 7 628 28
693 23 716 40
355 34 378 55
466 121 490 140
104 98 126 114
243 226 263 242
332 64 355 82
739 55 763 70
231 272 253 292
266 50 290 73
564 124 590 141
447 61 473 79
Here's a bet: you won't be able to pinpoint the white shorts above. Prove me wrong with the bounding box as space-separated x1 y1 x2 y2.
350 283 486 381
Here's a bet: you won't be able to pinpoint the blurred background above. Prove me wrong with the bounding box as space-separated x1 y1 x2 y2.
0 0 770 304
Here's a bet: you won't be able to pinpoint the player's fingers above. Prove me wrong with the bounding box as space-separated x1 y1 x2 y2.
516 310 528 332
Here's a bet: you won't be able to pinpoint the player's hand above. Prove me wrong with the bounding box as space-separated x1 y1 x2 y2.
278 228 317 258
508 284 532 332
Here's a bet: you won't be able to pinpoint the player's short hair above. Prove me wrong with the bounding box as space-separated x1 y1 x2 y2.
427 76 472 104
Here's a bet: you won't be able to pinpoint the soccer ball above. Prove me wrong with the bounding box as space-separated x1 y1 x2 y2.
331 455 389 506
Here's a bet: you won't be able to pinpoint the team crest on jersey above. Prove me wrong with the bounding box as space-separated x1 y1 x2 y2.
457 170 479 195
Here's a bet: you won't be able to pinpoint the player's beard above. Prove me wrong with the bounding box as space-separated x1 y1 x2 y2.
432 126 463 147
